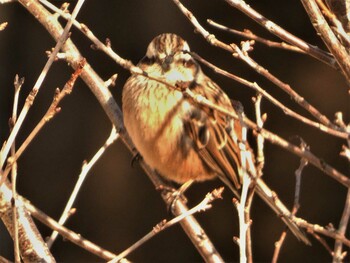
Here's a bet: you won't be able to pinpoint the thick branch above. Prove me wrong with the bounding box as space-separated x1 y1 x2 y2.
301 0 350 84
0 182 55 262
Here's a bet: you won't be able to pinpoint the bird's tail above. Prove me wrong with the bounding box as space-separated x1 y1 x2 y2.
255 178 310 245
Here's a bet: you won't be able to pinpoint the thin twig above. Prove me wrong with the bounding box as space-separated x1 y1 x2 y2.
0 0 15 3
301 0 350 84
340 145 350 162
223 0 337 68
105 73 118 89
233 143 252 262
241 113 255 262
47 127 119 248
0 255 12 263
0 60 85 186
333 189 350 262
23 198 127 261
1 0 86 169
311 231 335 255
231 120 252 263
272 232 288 263
272 142 308 263
10 75 24 263
332 108 350 262
0 22 8 30
38 0 143 75
293 142 309 214
109 188 224 263
253 94 265 176
294 217 350 247
207 19 305 53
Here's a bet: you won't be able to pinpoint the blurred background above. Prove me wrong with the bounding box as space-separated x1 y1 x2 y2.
0 0 349 261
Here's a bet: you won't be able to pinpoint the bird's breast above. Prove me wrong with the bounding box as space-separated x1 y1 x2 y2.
122 75 214 183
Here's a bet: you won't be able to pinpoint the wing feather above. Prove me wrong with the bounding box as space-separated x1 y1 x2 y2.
184 76 245 192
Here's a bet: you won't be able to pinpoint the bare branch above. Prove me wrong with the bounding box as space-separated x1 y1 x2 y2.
105 73 118 89
10 75 23 263
333 189 350 262
317 0 350 47
0 22 8 31
38 0 143 75
272 141 308 263
312 232 335 255
0 0 14 4
233 163 252 262
190 51 348 139
23 198 125 261
109 188 224 263
295 217 350 247
1 0 86 169
0 182 55 262
253 94 265 175
301 0 350 84
207 19 305 53
325 0 350 33
224 0 337 68
1 60 85 186
47 127 119 248
340 145 350 161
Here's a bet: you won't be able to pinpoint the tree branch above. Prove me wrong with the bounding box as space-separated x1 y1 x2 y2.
301 0 350 85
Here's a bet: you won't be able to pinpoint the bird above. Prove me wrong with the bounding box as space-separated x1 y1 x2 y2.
122 33 309 245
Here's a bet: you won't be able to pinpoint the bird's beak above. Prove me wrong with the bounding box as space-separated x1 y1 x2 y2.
161 55 173 72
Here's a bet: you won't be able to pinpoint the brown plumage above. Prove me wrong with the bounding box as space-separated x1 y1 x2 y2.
122 33 309 244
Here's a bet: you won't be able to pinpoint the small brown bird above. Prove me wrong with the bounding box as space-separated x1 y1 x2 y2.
122 33 309 244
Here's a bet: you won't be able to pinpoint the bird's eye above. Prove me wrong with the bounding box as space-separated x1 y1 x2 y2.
182 59 194 67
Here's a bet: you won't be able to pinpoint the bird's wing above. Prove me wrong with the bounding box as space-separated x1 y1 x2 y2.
183 76 244 192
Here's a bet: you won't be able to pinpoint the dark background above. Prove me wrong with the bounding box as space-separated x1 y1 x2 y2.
0 0 349 261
